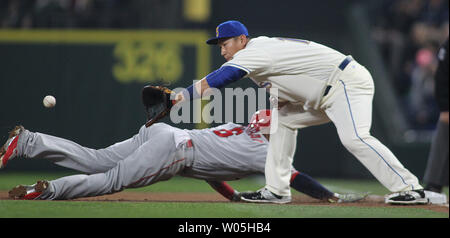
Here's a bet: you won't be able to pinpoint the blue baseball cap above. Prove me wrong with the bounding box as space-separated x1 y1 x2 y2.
206 20 249 45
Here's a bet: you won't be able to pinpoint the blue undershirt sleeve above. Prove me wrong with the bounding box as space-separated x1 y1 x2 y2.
183 66 247 100
205 66 247 89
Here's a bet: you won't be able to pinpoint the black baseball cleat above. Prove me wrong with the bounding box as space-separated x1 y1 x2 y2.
240 188 291 204
385 189 428 205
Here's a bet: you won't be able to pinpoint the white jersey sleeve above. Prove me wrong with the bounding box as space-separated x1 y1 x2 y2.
222 47 272 76
223 36 347 109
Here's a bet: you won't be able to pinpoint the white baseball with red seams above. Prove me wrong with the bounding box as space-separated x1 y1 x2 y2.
43 95 56 108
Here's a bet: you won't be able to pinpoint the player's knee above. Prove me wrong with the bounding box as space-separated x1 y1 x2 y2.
339 132 372 151
104 166 126 193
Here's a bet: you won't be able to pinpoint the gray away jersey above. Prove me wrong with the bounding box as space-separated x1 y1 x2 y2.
179 122 268 181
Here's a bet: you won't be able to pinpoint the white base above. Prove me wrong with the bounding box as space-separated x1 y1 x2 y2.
424 190 448 205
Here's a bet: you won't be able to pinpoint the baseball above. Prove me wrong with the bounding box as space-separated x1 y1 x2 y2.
43 95 56 108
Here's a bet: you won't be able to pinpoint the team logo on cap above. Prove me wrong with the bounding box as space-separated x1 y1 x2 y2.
216 26 219 37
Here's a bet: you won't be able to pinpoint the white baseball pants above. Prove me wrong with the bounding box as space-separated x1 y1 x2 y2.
265 60 422 197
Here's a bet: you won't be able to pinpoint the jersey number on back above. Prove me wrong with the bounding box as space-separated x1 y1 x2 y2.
213 127 244 138
213 127 265 143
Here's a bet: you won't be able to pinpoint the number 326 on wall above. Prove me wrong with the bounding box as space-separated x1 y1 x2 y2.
113 40 183 84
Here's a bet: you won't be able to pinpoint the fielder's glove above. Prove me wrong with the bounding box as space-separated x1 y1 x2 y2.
142 85 175 127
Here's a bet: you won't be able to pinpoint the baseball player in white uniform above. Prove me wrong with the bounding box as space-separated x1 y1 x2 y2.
1 110 364 203
173 20 428 204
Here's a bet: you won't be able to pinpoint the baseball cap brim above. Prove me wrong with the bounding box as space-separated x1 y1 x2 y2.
206 36 225 45
206 35 249 45
206 37 220 45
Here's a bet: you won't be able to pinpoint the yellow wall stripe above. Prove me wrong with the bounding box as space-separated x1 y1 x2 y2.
0 29 209 45
0 29 212 129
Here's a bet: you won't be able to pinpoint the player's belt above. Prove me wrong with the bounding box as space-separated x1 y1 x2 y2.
338 56 353 71
181 139 194 168
323 85 332 96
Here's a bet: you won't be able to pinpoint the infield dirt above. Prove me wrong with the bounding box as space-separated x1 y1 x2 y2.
0 191 448 214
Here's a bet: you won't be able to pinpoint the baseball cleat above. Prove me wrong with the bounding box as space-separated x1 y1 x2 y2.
385 189 428 205
240 188 291 204
330 192 369 203
0 125 24 169
9 180 49 200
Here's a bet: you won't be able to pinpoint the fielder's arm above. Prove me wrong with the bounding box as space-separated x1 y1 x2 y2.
174 66 247 104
